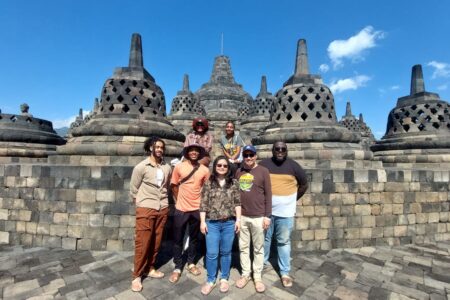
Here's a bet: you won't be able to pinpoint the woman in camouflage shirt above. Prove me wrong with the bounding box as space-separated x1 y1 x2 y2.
200 156 241 295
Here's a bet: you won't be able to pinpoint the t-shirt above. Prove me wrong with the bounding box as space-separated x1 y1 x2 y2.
184 131 213 154
220 134 245 160
235 165 272 217
171 161 210 212
259 157 308 217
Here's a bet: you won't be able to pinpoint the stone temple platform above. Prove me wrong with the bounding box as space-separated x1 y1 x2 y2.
2 242 450 299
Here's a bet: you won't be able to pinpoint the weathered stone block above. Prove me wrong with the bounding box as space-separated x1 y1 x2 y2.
429 212 440 223
39 211 53 223
314 206 328 217
371 204 381 216
96 190 115 202
355 205 371 216
53 212 68 225
394 225 407 237
342 193 356 205
42 236 62 248
67 225 85 238
104 215 120 227
0 209 8 220
348 216 362 227
91 239 107 251
392 204 403 215
120 215 135 227
18 210 32 221
36 223 50 235
303 206 314 217
106 239 123 251
62 237 77 250
68 213 89 226
119 228 135 240
320 217 332 229
360 228 372 239
89 214 104 227
77 238 92 250
50 224 67 237
25 222 37 234
333 217 347 228
344 228 360 239
309 217 320 229
0 231 10 243
362 216 375 227
76 190 96 203
341 206 353 216
383 227 394 237
296 218 309 230
314 229 328 240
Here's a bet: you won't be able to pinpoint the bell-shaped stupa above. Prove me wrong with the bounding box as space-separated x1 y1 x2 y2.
372 64 450 168
253 39 376 169
339 102 375 150
57 33 184 157
0 104 65 161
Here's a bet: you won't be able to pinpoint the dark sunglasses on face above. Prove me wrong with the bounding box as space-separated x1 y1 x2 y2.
243 153 255 158
274 147 287 152
216 164 229 168
195 122 205 127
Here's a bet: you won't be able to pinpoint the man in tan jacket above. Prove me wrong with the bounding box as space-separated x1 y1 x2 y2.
130 137 172 292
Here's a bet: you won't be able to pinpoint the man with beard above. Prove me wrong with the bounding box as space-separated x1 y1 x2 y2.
260 141 308 288
169 142 210 283
130 137 172 292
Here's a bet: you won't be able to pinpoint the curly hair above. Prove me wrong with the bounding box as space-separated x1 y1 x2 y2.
143 136 165 154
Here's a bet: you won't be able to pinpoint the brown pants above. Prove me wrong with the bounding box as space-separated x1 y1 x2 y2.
133 207 169 279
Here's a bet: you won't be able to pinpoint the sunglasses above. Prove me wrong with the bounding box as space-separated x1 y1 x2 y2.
216 164 229 168
274 147 287 152
195 123 205 127
243 153 255 158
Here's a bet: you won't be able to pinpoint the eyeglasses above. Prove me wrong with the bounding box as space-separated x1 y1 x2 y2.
243 153 255 158
216 164 229 168
274 147 287 152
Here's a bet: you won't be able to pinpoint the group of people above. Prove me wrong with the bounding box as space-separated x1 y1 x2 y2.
129 117 308 295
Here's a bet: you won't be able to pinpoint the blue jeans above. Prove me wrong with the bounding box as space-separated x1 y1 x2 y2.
205 219 236 283
264 216 294 276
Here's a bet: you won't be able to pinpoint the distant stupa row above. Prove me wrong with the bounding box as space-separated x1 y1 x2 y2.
1 33 449 168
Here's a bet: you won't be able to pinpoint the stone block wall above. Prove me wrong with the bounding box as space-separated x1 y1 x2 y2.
0 161 449 251
296 168 450 251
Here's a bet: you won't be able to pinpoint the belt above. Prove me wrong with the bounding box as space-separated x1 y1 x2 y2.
212 217 235 222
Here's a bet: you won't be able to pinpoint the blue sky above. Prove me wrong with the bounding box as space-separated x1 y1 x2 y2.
1 0 450 138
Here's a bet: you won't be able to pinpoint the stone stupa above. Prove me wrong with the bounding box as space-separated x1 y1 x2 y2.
57 33 184 158
339 102 375 150
253 39 377 169
0 103 65 162
372 64 450 168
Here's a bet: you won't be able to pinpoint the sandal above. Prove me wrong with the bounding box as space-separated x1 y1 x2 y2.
281 275 293 288
219 279 229 293
148 268 164 279
187 264 201 276
255 280 266 293
235 276 251 289
131 277 143 292
201 282 216 295
169 270 181 283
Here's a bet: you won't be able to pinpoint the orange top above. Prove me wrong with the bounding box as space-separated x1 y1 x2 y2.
171 161 210 212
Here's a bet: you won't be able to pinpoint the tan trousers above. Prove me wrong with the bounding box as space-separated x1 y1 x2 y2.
239 216 265 281
133 207 168 279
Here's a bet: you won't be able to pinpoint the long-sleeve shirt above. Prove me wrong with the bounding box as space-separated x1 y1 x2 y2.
235 165 272 217
130 158 172 210
200 179 241 220
259 157 308 217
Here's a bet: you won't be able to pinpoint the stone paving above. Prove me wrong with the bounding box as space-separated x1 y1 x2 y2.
2 242 450 299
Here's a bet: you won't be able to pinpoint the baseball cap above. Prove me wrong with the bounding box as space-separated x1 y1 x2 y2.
242 145 257 154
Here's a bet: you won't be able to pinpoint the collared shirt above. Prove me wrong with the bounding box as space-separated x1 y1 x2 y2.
130 158 172 210
200 179 241 220
171 160 210 212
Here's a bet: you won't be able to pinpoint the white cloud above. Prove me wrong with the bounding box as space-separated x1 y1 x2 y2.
319 64 330 73
390 85 400 90
327 26 384 68
428 61 450 79
52 110 90 128
330 75 371 94
437 84 448 90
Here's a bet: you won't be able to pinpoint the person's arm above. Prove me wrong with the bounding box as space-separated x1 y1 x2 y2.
262 168 272 230
232 181 242 232
170 165 181 203
200 211 208 234
230 145 241 160
200 182 210 234
130 164 144 204
294 162 309 200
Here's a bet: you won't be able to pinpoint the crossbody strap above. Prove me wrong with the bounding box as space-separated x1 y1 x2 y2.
177 164 200 186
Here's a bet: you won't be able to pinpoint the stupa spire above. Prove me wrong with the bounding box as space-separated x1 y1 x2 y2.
359 113 364 122
129 33 143 68
294 39 309 76
183 74 190 91
260 76 267 94
345 102 353 117
410 64 425 95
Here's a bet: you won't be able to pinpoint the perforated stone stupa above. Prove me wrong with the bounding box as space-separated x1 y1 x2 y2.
339 102 375 150
253 39 375 168
195 55 253 124
57 33 184 157
372 64 450 168
168 74 205 135
0 104 65 161
240 76 276 141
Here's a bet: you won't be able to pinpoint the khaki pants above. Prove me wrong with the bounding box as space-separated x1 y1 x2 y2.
239 215 264 281
133 207 168 278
